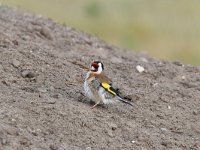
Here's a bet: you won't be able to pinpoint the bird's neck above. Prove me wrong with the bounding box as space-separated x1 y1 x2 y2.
86 71 101 82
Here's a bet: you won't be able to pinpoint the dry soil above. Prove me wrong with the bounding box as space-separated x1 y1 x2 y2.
0 6 200 150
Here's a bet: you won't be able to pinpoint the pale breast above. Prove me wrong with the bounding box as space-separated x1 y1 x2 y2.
84 80 93 99
84 72 98 101
84 72 116 104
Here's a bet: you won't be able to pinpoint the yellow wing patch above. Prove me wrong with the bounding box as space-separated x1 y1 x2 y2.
101 82 116 96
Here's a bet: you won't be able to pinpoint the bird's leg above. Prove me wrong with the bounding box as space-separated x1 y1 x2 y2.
91 100 100 109
91 103 98 109
91 97 101 109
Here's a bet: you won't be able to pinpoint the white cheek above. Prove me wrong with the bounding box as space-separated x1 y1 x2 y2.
97 67 102 73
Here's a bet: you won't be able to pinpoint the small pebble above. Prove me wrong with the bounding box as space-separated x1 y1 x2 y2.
161 141 168 147
19 138 28 145
12 40 19 45
2 80 10 86
136 65 145 73
1 138 7 145
31 130 38 136
173 61 183 66
22 35 30 41
6 127 19 136
153 83 158 87
52 94 62 99
131 140 136 144
109 123 117 130
48 100 56 104
38 87 47 93
193 110 198 115
106 130 114 137
140 57 148 62
21 70 36 78
11 118 16 122
12 59 21 68
40 27 53 40
181 76 186 80
42 98 56 104
160 128 168 131
168 106 171 109
86 147 92 150
49 86 55 91
50 144 58 150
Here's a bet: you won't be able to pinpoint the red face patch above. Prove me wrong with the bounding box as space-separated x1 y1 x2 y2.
91 62 99 72
91 62 99 69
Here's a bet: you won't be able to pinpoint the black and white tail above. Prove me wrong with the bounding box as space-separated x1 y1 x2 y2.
116 95 133 106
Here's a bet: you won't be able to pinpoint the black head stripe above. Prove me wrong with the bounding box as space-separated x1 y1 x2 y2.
101 63 104 70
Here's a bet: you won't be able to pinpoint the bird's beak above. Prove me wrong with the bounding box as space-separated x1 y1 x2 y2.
91 66 95 71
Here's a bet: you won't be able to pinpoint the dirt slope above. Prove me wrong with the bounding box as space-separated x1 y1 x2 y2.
0 6 199 150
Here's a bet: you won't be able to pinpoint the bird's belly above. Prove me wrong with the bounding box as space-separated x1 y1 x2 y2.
84 81 94 100
84 81 117 104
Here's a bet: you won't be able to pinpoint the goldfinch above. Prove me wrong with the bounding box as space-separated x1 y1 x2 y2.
84 61 133 108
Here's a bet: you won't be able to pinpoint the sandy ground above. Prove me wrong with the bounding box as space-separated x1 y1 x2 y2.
0 6 199 150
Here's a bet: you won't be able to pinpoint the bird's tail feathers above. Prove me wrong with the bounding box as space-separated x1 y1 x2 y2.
116 95 133 106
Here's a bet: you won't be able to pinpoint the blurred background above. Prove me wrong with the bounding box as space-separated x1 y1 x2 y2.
0 0 200 65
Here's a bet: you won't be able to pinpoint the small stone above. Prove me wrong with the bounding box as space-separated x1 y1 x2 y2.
50 144 58 150
168 106 171 109
49 86 55 91
153 83 158 87
11 118 16 122
22 35 30 41
170 126 183 134
21 70 36 78
136 65 145 73
21 70 29 78
173 61 183 66
181 76 186 80
109 123 117 130
42 98 56 104
2 80 10 86
31 130 38 136
12 59 21 68
140 57 148 62
38 87 47 93
52 94 62 99
86 147 92 150
193 110 198 115
161 141 168 147
107 130 114 137
6 127 19 136
19 138 28 145
1 138 7 145
36 129 41 132
12 40 19 46
160 128 168 131
131 140 136 144
40 27 52 40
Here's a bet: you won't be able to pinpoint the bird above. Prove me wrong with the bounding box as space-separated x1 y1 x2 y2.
84 61 133 108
